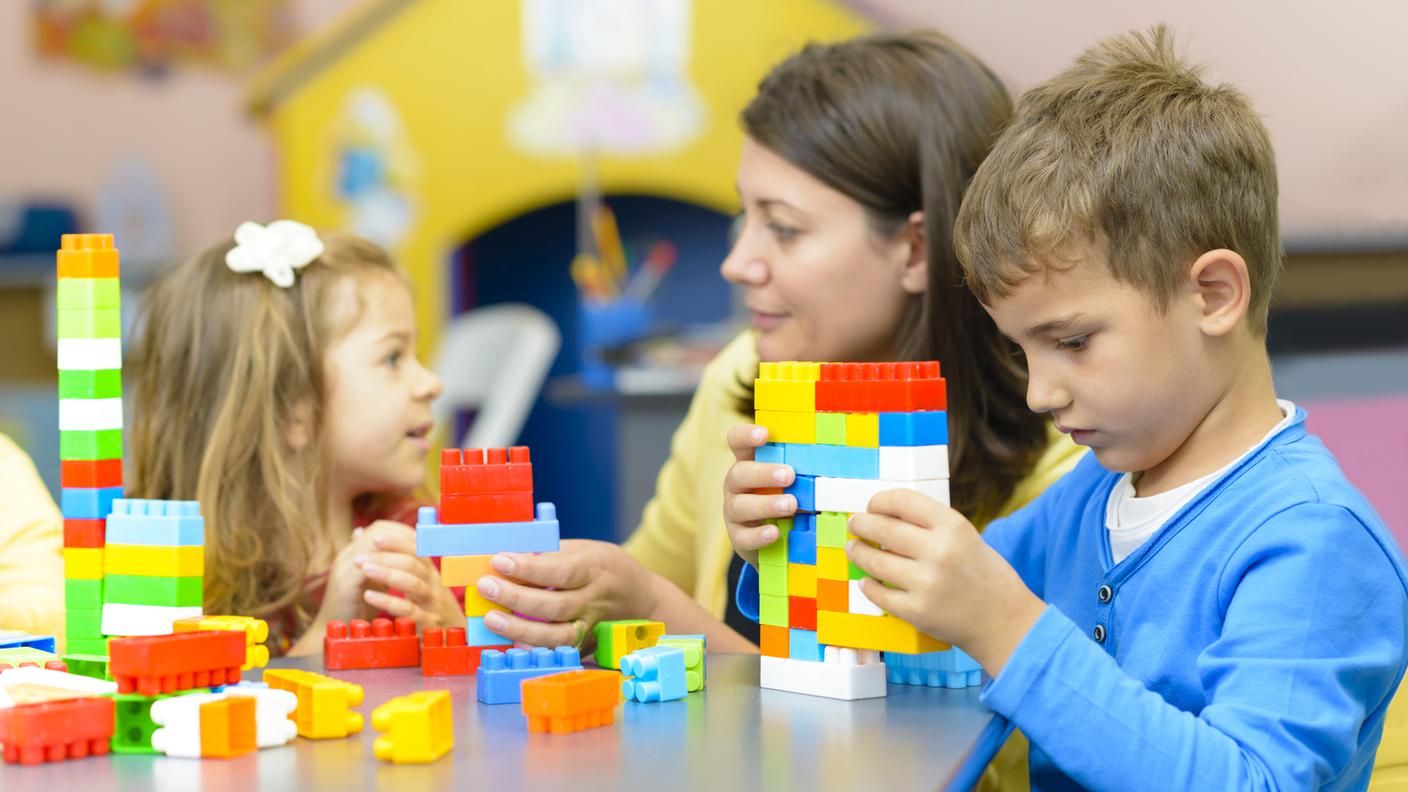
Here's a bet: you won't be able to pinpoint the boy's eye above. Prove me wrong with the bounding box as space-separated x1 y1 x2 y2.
1055 335 1089 352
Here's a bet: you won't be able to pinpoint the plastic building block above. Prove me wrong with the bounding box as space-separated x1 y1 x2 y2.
63 519 106 549
816 610 948 655
877 410 948 446
439 553 491 586
620 646 688 703
262 668 364 739
59 654 109 682
108 631 245 695
223 683 299 747
878 445 949 481
462 616 513 647
56 339 122 371
105 499 204 545
58 369 122 400
57 276 120 310
787 527 817 566
759 625 789 658
786 563 816 598
372 690 453 763
60 458 123 489
816 547 849 581
788 596 817 631
760 595 788 627
759 562 786 597
60 486 122 520
101 603 202 637
592 619 665 669
104 543 203 577
788 629 824 662
0 647 63 670
848 580 884 616
0 666 117 707
0 696 115 764
784 473 816 512
816 511 851 548
59 430 123 461
58 398 123 433
65 638 110 656
57 308 122 340
66 608 102 640
56 234 120 278
758 518 790 567
521 669 621 734
103 575 202 607
150 693 258 758
422 627 504 676
754 443 786 465
754 362 821 412
477 646 582 703
63 547 104 579
657 635 705 690
780 443 879 480
414 502 561 556
65 577 104 609
173 616 270 671
884 647 982 688
845 412 880 447
439 447 532 494
0 634 57 654
755 409 815 445
815 361 946 413
759 646 887 700
440 491 535 525
111 690 205 754
813 476 950 514
817 578 850 612
815 412 846 445
324 617 419 670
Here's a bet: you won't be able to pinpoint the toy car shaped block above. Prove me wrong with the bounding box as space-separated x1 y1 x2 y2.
620 646 688 703
0 695 115 765
261 668 364 739
371 690 453 764
323 617 419 670
477 646 582 704
173 615 270 671
815 361 946 413
592 619 665 670
656 634 706 691
520 669 621 734
421 627 500 676
108 631 245 696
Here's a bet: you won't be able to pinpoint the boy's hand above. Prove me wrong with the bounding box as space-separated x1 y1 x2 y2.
846 489 1046 675
723 424 797 568
355 520 467 631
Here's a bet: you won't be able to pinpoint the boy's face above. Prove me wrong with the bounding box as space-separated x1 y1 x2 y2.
983 251 1216 475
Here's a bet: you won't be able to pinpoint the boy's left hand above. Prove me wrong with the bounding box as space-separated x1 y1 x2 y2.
354 520 466 631
846 489 1047 676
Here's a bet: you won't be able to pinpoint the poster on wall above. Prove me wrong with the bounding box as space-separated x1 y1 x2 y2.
32 0 295 75
326 87 419 250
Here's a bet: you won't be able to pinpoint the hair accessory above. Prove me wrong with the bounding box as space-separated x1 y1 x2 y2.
225 220 324 288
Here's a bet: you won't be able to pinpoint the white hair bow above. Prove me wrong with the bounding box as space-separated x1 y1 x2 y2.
225 220 325 288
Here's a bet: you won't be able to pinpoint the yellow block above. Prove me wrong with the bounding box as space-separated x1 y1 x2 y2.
63 547 103 579
173 615 270 670
263 668 364 739
845 412 879 447
439 556 508 617
104 544 204 577
786 563 817 598
372 690 454 764
817 547 849 581
817 610 948 654
756 409 816 444
755 362 820 413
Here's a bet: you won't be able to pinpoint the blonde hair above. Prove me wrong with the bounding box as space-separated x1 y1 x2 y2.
129 230 401 650
954 25 1281 335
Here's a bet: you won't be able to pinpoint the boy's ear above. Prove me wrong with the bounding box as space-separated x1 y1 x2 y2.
898 210 928 295
1188 249 1251 338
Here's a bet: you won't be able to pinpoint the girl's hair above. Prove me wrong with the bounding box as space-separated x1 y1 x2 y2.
741 30 1049 524
128 231 400 649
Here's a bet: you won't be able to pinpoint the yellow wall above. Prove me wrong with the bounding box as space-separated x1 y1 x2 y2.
262 0 868 357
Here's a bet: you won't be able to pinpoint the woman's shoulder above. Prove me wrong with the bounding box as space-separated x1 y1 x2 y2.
699 329 758 391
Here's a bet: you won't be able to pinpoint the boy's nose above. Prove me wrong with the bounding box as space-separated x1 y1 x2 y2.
1026 367 1072 415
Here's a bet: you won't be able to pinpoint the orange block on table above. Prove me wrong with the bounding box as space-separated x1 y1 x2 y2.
199 696 257 758
520 669 621 734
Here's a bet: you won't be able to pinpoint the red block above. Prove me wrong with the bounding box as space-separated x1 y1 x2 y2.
0 696 114 765
60 459 123 489
420 626 506 676
0 660 67 673
440 492 534 525
816 361 946 413
324 617 420 670
440 447 533 496
109 632 245 696
63 519 106 549
789 596 818 631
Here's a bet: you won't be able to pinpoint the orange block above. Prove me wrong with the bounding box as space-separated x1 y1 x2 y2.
759 624 789 658
57 234 120 279
817 579 849 612
199 696 257 758
520 669 621 734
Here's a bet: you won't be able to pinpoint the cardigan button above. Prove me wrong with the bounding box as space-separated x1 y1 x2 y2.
1098 585 1113 603
1093 624 1107 643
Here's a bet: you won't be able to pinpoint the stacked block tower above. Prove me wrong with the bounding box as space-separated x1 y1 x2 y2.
101 500 205 636
754 361 977 699
416 447 561 657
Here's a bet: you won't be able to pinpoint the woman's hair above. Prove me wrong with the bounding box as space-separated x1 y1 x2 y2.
741 30 1048 524
128 230 401 649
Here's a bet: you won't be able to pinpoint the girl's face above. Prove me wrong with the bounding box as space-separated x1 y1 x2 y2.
322 273 443 497
721 137 929 363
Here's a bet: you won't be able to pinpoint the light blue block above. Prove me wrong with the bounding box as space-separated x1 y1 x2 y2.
755 443 786 465
0 633 57 654
878 411 947 446
787 523 816 565
788 629 823 662
785 475 815 513
61 487 123 520
415 503 561 556
780 444 879 479
477 646 582 704
620 645 688 702
105 499 204 545
463 616 513 647
883 647 981 688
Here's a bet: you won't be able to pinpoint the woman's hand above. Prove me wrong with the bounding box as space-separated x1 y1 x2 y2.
722 424 797 568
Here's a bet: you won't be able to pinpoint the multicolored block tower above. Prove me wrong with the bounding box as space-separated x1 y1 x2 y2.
754 361 978 699
100 499 205 636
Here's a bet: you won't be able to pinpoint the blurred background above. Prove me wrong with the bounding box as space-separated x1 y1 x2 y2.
2 0 1404 550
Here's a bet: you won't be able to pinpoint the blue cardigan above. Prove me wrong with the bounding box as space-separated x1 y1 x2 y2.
738 408 1408 790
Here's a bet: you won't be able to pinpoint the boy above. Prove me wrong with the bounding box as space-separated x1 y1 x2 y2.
724 26 1407 790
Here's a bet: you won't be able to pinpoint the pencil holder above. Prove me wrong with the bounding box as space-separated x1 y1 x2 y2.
578 297 652 389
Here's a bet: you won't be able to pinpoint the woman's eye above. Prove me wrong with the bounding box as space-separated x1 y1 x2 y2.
1055 335 1089 352
767 222 798 242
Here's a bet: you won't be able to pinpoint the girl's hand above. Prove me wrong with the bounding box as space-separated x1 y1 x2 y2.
314 527 383 626
474 539 658 649
722 424 797 568
355 520 466 631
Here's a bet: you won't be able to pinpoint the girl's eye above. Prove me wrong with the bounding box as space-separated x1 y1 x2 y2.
766 222 798 242
1055 335 1089 352
384 350 403 367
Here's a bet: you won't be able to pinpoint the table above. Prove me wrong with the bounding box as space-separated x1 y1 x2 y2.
0 654 1009 791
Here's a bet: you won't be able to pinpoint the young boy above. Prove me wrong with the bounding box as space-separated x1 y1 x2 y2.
724 27 1408 790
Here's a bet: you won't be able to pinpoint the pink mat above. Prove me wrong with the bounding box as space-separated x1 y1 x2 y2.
1303 394 1408 553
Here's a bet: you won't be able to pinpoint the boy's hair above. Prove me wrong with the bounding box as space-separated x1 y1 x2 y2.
128 230 402 650
954 25 1282 335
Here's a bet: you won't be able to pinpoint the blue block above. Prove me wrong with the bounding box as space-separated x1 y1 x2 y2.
463 616 513 647
620 646 688 702
788 629 824 662
785 475 815 513
787 523 816 565
878 411 948 446
782 444 879 479
755 443 786 465
0 633 57 654
415 503 561 556
60 487 123 520
883 647 982 688
105 499 204 546
476 646 582 704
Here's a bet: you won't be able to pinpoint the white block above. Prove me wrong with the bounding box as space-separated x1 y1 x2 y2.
58 398 124 431
101 603 202 637
878 445 948 481
0 667 117 708
57 338 122 370
226 685 299 748
760 646 887 700
150 686 298 757
814 477 950 513
848 580 884 616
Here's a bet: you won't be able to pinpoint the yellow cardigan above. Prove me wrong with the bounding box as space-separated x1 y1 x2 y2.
0 433 65 641
624 330 1087 620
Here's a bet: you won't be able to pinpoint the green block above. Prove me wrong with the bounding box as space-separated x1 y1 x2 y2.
58 307 122 339
65 577 105 608
759 563 788 596
760 594 789 627
61 653 110 681
815 412 846 445
758 518 792 567
103 574 203 607
592 619 662 668
65 638 110 656
849 560 868 580
0 647 58 666
112 690 209 754
817 512 849 548
66 607 103 640
60 429 123 460
59 369 123 400
57 278 121 310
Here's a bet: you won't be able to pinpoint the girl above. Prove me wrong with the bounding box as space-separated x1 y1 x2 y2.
129 221 461 655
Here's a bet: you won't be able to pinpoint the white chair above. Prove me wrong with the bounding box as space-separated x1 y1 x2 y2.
432 303 561 450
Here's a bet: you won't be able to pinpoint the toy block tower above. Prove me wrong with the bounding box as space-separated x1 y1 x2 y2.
754 360 978 699
414 446 561 666
100 499 205 636
56 234 124 658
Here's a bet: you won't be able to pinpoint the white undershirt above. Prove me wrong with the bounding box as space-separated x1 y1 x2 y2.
1105 399 1296 564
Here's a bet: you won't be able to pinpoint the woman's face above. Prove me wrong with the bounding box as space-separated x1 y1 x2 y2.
722 137 927 364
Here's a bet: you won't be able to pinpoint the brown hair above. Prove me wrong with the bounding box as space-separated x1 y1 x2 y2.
128 230 401 650
954 25 1282 335
741 30 1048 524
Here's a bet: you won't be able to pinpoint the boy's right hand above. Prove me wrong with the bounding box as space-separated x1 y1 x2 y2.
723 424 798 568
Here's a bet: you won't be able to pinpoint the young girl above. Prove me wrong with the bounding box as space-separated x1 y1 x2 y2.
128 221 462 655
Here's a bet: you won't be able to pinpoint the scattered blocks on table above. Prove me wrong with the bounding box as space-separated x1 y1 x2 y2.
262 668 364 739
759 646 887 700
477 646 582 704
620 646 688 703
884 647 982 688
0 695 115 765
108 631 245 696
521 669 621 734
593 619 665 669
414 502 561 556
323 617 420 670
372 690 453 764
422 627 503 676
657 634 705 691
150 692 258 759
